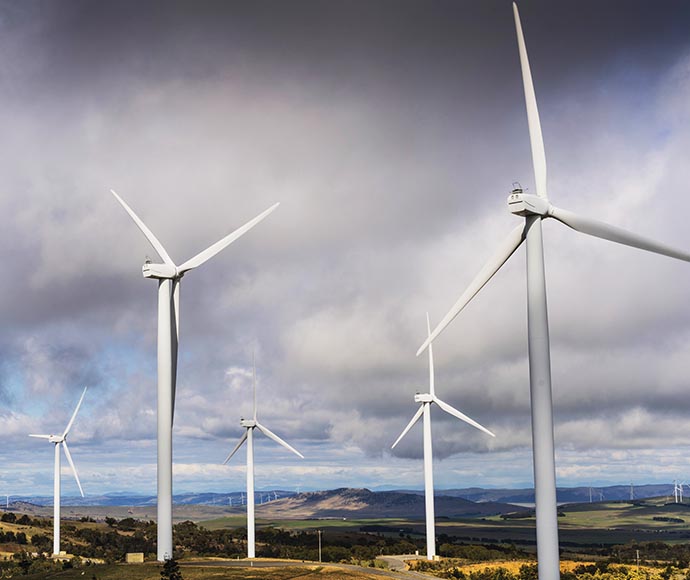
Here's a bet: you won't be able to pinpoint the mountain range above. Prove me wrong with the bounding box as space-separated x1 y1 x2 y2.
3 483 676 510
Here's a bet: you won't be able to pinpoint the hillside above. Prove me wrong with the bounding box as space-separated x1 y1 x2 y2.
251 488 516 519
397 484 675 505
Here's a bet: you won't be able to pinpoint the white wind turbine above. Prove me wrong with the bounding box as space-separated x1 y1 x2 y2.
676 481 686 503
112 190 278 561
223 356 303 558
29 387 87 556
417 5 690 579
392 314 494 561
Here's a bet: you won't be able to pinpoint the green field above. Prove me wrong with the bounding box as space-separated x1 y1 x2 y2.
200 498 690 551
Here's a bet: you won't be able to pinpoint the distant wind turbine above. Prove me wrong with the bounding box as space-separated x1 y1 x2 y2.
393 314 494 561
111 190 278 561
675 481 686 503
223 355 303 558
29 387 87 556
416 5 690 579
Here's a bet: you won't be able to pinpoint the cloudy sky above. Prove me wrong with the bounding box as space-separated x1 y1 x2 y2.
2 0 690 498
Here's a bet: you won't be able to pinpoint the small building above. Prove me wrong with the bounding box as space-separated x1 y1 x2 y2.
125 553 145 564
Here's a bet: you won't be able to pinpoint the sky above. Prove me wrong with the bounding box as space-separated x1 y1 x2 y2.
3 0 690 498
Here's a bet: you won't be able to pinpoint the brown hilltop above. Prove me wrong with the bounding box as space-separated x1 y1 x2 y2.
254 488 514 519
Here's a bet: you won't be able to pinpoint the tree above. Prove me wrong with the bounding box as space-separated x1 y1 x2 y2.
160 558 183 580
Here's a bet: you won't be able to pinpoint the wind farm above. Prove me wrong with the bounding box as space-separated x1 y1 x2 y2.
2 1 690 578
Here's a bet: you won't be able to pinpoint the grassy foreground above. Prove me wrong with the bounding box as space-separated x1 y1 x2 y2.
18 562 388 580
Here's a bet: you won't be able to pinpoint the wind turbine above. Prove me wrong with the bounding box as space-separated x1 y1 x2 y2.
393 314 494 561
29 387 87 556
416 5 690 579
223 355 304 558
111 190 278 561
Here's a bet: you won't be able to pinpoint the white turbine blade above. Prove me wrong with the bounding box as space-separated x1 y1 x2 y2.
63 387 87 437
252 351 257 422
549 206 690 262
28 434 51 439
255 422 304 458
110 189 175 266
426 313 435 397
391 406 424 449
417 223 526 356
223 431 248 464
433 396 495 438
514 3 547 199
62 441 84 497
171 280 180 424
177 202 280 274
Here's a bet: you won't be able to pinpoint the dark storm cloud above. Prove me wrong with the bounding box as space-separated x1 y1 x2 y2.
2 1 690 492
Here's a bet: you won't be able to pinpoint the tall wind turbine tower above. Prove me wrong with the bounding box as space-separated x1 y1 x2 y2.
112 191 278 561
392 314 494 561
417 5 690 579
29 387 87 556
223 355 303 558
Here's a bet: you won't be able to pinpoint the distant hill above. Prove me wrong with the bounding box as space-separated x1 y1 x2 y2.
253 488 516 519
394 484 675 505
3 490 296 508
3 484 676 511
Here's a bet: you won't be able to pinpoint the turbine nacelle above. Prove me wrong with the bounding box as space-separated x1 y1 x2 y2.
49 435 65 444
414 393 433 404
142 262 178 280
507 190 550 217
240 419 257 428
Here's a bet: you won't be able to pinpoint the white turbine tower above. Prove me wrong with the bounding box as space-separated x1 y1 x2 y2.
29 387 87 556
223 356 303 558
393 314 494 561
417 5 690 579
112 189 278 561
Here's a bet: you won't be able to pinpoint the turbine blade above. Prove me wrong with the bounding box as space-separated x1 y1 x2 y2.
171 281 180 424
391 406 424 449
110 189 175 266
417 223 526 356
177 202 280 274
28 434 51 439
62 441 84 497
426 313 435 397
255 422 304 458
433 396 495 438
63 387 87 437
514 3 547 199
223 431 248 464
549 206 690 262
252 351 257 422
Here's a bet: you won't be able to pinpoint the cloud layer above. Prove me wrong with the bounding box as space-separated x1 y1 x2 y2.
2 1 690 496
